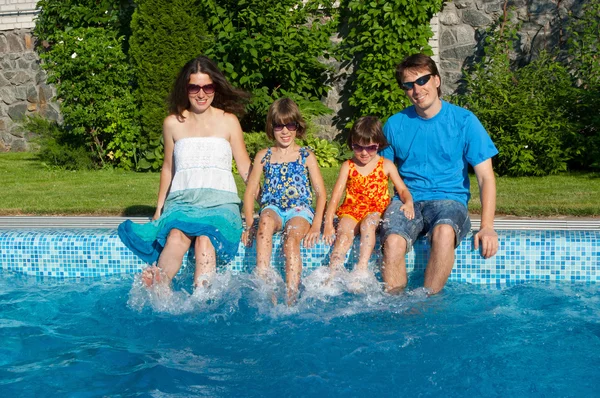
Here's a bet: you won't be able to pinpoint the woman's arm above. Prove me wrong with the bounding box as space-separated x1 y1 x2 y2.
228 114 252 183
323 161 350 246
153 117 177 220
304 151 327 248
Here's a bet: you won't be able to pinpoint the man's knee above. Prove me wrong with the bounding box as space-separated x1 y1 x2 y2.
383 234 408 256
431 224 456 247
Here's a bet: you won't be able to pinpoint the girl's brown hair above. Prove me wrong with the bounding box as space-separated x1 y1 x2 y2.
265 97 307 140
347 116 388 150
168 55 250 119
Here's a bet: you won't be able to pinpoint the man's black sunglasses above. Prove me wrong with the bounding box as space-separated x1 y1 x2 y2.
401 74 433 91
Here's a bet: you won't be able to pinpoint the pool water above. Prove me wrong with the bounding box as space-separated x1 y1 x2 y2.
0 269 598 397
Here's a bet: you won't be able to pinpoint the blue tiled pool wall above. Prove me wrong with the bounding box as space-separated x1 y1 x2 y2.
0 229 598 284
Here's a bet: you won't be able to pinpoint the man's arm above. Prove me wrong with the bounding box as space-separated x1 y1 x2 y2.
473 158 498 258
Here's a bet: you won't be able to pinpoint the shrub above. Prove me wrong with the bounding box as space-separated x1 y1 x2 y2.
129 0 210 171
336 0 443 125
456 16 578 177
200 0 336 133
39 27 140 169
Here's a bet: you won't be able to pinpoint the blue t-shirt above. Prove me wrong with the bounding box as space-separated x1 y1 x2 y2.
381 100 498 207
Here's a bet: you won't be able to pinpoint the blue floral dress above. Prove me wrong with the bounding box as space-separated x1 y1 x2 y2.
259 147 313 214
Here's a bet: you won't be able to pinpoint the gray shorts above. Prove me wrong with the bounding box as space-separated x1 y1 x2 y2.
381 199 471 252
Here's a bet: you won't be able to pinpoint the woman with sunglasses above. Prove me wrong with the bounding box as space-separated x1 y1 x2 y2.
323 116 414 286
118 55 252 291
242 97 326 305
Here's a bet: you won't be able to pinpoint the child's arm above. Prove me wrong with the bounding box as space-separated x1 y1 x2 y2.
323 161 350 246
242 149 267 246
304 150 327 248
384 159 415 220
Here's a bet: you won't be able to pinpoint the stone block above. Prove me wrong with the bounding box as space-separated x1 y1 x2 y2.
0 118 6 130
26 85 37 103
7 33 24 53
440 59 462 72
39 84 53 103
441 30 457 47
462 9 492 27
10 138 28 152
0 73 9 86
440 11 461 26
24 34 33 50
1 58 16 70
7 103 27 121
0 35 8 54
35 70 47 85
0 87 18 105
13 86 27 101
27 102 37 112
454 0 473 9
441 44 478 60
455 24 476 45
9 70 31 85
42 103 60 121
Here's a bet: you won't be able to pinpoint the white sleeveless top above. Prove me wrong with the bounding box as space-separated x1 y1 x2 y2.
170 137 238 195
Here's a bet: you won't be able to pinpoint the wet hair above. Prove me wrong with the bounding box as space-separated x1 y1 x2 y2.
265 97 307 140
395 53 442 97
168 55 250 118
347 116 388 150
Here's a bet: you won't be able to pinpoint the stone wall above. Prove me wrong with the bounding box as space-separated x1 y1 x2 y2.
438 0 584 95
1 1 58 152
0 29 58 151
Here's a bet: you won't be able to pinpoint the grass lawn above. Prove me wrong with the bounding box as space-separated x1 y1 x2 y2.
1 152 599 217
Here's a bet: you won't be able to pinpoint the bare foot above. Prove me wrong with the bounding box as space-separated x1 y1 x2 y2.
286 287 298 306
141 266 163 287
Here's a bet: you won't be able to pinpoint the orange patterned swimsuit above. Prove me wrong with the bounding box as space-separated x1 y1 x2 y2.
336 157 390 222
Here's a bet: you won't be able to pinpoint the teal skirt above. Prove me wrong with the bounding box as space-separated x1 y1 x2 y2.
118 202 243 265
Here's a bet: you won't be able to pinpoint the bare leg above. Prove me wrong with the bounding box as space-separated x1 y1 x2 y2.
193 236 216 288
381 234 408 294
143 229 192 287
424 224 456 294
354 213 381 272
282 217 310 305
328 217 358 273
254 209 282 282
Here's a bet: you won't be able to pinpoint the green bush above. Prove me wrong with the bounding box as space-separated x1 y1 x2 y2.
34 0 133 45
565 0 600 170
129 0 210 171
23 116 94 170
456 18 577 176
336 0 443 125
200 0 336 133
39 27 140 169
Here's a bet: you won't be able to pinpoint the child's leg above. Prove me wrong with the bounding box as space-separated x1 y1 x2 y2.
193 236 216 288
282 216 310 305
144 229 192 287
329 216 359 272
355 213 381 272
255 209 282 281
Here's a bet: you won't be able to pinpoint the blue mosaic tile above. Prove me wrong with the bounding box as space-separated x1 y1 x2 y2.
0 228 598 285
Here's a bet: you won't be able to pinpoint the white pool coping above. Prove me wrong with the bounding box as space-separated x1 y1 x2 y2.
0 216 598 230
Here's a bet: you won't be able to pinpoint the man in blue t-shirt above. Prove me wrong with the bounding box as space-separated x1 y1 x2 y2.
380 53 499 294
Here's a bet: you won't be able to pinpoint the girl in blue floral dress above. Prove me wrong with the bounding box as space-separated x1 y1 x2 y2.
243 98 326 305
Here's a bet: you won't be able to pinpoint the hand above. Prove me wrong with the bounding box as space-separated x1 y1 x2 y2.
242 227 254 247
474 227 498 259
152 209 161 221
400 203 415 220
323 224 336 246
303 227 321 248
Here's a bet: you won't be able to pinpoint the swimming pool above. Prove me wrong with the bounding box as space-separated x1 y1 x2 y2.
0 217 599 396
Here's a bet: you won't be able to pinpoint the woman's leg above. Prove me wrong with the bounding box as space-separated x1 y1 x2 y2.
328 216 359 273
193 236 216 288
355 213 381 272
143 228 192 287
254 209 282 281
282 217 310 305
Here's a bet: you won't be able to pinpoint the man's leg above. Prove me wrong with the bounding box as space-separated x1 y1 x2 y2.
421 200 470 294
424 224 456 294
382 234 408 294
380 200 422 294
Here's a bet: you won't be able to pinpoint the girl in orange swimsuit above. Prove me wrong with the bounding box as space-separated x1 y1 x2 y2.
323 116 414 279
